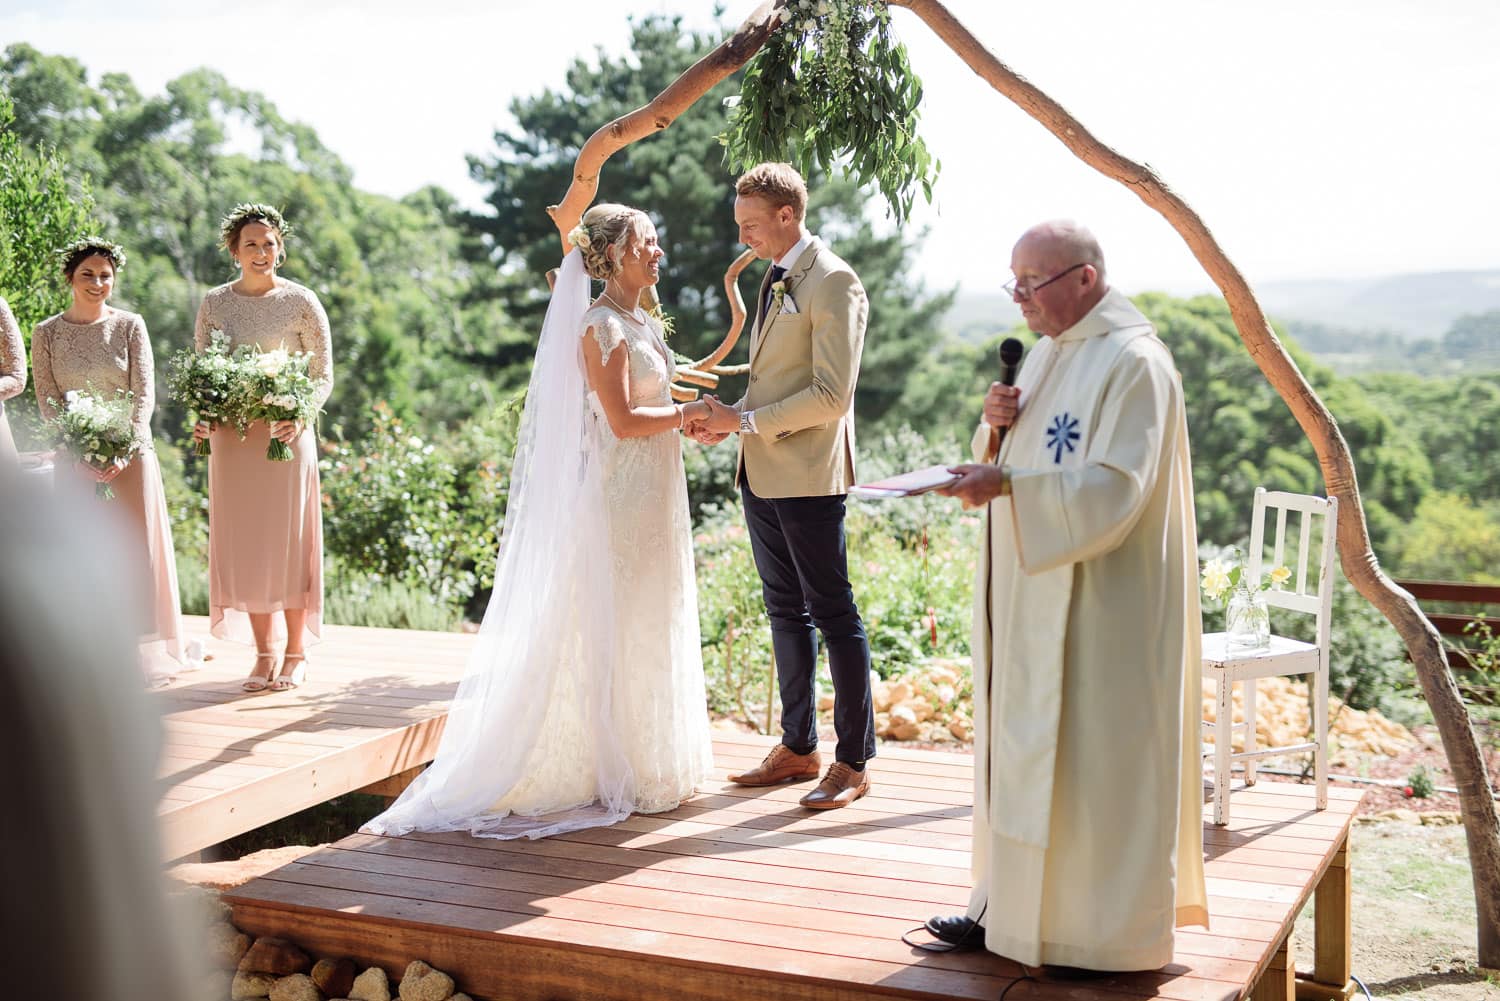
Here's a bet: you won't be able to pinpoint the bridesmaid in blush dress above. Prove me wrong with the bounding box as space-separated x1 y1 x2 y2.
0 296 23 462
30 238 184 684
193 204 332 692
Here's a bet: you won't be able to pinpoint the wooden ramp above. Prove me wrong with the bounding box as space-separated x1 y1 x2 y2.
155 616 472 860
224 730 1362 1001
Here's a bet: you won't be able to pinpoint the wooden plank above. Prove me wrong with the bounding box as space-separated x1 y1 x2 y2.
669 791 972 836
1312 835 1352 989
335 833 964 921
258 858 1004 975
227 884 1021 1001
1427 612 1500 637
395 829 972 909
1250 935 1294 1001
706 771 973 809
1392 578 1500 605
227 885 1247 1001
158 715 446 859
557 816 972 884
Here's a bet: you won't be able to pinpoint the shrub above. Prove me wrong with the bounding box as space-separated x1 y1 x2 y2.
319 400 518 617
694 505 777 729
324 569 462 632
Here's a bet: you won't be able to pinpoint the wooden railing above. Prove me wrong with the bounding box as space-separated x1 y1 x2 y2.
1394 578 1500 669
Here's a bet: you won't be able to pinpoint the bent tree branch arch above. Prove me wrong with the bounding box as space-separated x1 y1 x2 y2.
544 0 1500 964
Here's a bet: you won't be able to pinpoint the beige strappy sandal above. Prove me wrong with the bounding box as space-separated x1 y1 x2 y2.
269 652 308 691
242 652 278 692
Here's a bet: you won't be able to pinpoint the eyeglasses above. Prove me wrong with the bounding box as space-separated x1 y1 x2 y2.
1004 262 1087 300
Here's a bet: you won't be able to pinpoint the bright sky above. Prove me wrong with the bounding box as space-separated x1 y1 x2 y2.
3 0 1496 298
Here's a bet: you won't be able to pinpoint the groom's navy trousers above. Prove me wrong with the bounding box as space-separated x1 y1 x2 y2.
741 479 876 765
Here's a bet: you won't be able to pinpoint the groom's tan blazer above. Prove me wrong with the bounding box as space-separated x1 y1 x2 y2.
736 238 868 499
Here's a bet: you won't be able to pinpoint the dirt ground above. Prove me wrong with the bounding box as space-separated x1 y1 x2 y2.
1306 820 1498 999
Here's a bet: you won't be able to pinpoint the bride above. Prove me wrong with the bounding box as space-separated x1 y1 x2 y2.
364 204 713 840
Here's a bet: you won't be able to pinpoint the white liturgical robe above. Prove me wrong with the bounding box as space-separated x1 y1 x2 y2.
966 288 1208 970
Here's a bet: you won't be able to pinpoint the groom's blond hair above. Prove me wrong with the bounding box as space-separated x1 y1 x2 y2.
736 163 807 221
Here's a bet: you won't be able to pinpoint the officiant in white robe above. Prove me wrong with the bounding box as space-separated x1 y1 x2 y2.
934 221 1208 972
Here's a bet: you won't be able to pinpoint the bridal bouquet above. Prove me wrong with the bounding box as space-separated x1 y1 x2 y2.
243 344 321 461
44 388 142 500
166 330 255 455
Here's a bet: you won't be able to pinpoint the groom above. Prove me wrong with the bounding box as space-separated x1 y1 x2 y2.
693 162 876 810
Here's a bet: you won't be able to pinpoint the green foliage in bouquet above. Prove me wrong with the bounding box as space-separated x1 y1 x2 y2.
243 344 322 461
43 388 140 499
166 330 256 455
720 0 938 223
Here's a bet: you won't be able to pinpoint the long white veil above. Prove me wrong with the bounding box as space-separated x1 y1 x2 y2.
363 248 635 839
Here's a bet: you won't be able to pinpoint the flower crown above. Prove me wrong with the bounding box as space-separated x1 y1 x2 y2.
219 202 293 249
57 236 127 273
566 223 592 251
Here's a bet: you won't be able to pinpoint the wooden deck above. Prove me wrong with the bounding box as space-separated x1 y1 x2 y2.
155 616 472 860
224 728 1363 1001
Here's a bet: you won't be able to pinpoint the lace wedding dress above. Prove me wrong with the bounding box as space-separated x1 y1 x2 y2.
363 250 711 840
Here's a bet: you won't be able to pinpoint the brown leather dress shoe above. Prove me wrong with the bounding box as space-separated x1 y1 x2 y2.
727 744 821 786
799 762 870 809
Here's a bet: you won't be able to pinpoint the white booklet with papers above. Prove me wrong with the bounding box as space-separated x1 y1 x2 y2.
849 464 961 500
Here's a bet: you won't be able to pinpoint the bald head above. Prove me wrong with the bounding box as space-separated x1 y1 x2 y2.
1015 220 1107 285
1009 220 1109 337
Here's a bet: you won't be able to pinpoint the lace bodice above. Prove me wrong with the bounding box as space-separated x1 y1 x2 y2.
582 305 675 412
0 297 23 407
31 309 155 442
194 279 334 407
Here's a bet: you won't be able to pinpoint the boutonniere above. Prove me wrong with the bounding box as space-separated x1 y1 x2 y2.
771 279 799 314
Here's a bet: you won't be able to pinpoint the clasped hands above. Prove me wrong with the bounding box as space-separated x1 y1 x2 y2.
192 419 304 445
679 394 739 445
937 381 1022 509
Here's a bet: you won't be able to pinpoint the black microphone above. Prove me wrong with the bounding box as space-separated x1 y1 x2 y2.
987 337 1025 461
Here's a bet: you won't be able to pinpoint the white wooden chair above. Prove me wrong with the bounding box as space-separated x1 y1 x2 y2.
1202 488 1338 826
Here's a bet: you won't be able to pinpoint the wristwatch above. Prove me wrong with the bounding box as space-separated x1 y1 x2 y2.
738 410 756 435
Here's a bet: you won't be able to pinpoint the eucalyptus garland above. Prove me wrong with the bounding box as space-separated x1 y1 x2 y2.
218 202 293 249
56 236 127 274
720 0 938 223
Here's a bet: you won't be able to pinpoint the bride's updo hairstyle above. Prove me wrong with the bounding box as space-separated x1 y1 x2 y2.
568 204 648 281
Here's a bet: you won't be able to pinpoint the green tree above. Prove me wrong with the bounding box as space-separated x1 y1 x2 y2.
0 45 511 440
0 90 96 334
1148 292 1431 549
1392 492 1500 585
1357 371 1500 504
466 14 952 424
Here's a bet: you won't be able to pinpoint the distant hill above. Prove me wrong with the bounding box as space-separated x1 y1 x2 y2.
1224 270 1500 340
939 270 1500 343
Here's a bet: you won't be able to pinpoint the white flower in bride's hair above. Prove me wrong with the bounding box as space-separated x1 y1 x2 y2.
778 8 792 22
567 224 592 251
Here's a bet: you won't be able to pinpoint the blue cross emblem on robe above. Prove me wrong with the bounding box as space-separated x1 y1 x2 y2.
1047 413 1081 463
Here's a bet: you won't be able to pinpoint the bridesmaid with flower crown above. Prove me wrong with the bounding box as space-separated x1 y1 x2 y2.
32 238 184 683
193 204 333 692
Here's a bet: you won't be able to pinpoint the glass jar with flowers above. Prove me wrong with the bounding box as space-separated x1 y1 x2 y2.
1200 549 1291 651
